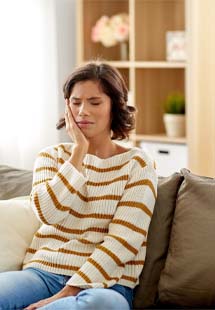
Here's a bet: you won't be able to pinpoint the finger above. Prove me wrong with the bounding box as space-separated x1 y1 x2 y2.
67 108 76 126
65 99 72 120
66 100 76 125
65 106 75 130
64 110 70 131
24 305 35 310
65 98 70 105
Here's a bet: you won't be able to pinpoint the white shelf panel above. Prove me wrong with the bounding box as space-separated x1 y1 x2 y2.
83 60 187 69
130 133 187 145
133 61 187 68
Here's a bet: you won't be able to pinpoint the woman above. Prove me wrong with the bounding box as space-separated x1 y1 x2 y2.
0 62 157 310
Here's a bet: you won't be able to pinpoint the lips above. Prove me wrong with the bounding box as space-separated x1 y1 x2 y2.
77 120 94 124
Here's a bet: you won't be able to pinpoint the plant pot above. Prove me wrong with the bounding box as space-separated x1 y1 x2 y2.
163 114 186 137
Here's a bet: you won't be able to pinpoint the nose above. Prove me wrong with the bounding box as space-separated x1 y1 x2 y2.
78 102 90 116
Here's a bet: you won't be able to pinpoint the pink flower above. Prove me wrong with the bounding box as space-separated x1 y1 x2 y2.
114 23 129 42
91 13 129 47
91 16 109 43
91 26 100 42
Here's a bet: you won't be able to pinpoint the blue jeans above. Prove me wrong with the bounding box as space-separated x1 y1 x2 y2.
0 268 133 310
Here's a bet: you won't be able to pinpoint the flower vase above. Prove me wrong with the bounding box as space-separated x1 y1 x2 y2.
119 42 129 60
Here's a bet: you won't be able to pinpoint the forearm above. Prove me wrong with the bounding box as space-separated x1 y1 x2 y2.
60 285 83 297
68 145 88 172
65 99 89 170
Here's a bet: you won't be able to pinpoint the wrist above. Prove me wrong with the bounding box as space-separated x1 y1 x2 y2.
61 285 82 296
73 144 88 155
68 144 88 172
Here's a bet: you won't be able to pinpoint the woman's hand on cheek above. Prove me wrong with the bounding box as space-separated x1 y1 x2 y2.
65 99 89 151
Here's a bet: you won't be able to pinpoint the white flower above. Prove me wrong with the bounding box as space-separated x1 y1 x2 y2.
91 13 129 47
100 25 117 47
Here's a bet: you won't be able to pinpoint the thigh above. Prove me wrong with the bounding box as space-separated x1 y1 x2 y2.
0 269 51 310
38 288 130 310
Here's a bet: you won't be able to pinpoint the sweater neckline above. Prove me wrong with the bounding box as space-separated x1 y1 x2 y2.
85 147 139 162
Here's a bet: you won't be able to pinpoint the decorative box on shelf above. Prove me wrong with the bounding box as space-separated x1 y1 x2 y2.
166 31 186 62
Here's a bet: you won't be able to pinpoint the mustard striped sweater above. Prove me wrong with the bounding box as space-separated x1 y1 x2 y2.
23 143 157 289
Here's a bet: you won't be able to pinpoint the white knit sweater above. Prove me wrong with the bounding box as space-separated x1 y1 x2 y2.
23 143 157 289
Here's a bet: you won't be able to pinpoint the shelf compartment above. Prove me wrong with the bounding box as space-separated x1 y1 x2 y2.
117 68 130 90
135 0 185 61
82 0 129 61
135 68 185 135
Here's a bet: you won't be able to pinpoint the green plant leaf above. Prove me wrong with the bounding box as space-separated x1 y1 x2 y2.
164 92 185 114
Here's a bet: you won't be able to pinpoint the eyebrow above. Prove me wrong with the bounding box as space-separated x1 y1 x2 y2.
71 96 102 101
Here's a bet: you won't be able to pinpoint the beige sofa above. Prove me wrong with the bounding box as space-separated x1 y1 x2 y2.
0 165 215 309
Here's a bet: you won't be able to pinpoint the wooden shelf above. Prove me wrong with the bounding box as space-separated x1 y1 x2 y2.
130 133 187 145
77 0 188 161
133 61 187 68
74 0 215 176
82 61 131 68
82 60 187 69
76 0 215 176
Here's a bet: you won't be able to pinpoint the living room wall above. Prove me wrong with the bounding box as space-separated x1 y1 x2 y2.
0 0 76 169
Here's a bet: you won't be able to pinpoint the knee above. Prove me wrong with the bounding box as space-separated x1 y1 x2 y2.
76 289 130 310
75 290 101 310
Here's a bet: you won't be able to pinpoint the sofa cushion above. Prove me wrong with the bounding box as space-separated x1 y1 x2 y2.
158 169 215 307
133 172 183 309
0 197 40 272
0 165 33 200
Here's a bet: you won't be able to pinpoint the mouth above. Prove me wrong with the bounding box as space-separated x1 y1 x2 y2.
76 121 94 128
76 121 94 125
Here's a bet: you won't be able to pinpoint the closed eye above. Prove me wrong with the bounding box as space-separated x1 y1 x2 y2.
91 102 101 105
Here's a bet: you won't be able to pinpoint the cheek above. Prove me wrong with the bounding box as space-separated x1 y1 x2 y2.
98 106 111 122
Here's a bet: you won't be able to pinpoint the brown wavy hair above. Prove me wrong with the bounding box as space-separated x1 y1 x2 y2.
56 62 136 140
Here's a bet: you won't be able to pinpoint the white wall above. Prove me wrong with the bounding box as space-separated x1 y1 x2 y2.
0 0 76 169
54 0 77 143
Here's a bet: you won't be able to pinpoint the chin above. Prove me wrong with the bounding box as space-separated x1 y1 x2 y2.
80 130 93 139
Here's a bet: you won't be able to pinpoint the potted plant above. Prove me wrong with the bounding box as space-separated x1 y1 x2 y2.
163 92 186 137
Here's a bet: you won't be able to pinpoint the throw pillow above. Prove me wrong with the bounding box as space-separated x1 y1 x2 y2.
133 172 183 309
158 169 215 307
0 165 33 200
0 197 40 272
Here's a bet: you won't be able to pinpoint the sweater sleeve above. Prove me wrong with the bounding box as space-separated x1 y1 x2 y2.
67 154 158 289
30 145 88 224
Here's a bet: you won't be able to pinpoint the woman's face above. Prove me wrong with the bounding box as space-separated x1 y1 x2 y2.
69 80 112 140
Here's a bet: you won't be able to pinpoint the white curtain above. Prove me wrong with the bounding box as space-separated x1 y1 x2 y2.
0 0 60 169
